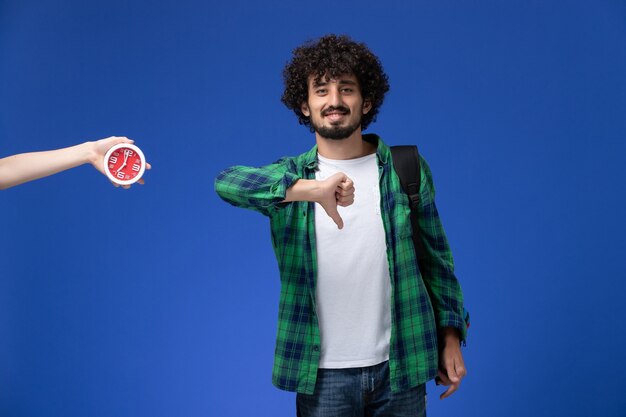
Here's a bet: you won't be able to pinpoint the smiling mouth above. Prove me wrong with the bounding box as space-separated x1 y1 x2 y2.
322 107 349 122
325 112 347 122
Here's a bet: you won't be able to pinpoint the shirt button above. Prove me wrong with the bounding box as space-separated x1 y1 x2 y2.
313 345 319 352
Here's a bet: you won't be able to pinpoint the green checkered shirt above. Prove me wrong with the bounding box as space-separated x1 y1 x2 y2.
215 134 466 394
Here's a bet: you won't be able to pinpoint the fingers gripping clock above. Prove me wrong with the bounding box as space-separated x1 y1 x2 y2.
103 143 146 185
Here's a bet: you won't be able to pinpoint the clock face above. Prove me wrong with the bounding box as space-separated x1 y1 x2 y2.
103 143 146 185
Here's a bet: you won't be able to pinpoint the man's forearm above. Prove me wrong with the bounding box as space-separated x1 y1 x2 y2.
283 179 322 203
214 161 300 216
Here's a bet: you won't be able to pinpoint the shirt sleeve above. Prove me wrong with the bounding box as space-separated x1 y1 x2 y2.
214 157 300 217
417 155 467 342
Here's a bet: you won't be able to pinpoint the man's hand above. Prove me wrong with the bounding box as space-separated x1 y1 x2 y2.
436 328 467 399
88 136 152 189
315 172 354 229
283 172 355 229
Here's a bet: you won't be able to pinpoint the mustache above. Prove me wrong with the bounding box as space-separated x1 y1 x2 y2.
321 106 350 116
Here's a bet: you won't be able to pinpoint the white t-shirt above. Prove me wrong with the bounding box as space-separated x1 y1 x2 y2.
314 152 391 369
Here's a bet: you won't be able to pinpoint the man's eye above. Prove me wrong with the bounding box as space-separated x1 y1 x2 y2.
341 88 353 93
316 89 327 94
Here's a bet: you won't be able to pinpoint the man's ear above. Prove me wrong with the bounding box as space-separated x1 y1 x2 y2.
363 99 372 114
301 102 310 117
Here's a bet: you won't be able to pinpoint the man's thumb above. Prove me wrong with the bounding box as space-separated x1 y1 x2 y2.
325 205 344 230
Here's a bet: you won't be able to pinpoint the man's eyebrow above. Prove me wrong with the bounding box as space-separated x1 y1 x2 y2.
311 78 358 87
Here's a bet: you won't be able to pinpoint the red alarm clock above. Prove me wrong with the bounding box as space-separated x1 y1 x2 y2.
103 143 146 185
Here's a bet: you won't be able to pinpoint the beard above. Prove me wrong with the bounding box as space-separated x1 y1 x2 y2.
310 106 362 140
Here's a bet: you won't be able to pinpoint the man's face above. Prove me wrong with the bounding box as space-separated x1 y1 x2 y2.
301 73 372 140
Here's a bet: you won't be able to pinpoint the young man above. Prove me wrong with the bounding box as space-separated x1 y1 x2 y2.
215 34 467 417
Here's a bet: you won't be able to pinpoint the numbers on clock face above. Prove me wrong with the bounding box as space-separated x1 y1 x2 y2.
106 146 144 182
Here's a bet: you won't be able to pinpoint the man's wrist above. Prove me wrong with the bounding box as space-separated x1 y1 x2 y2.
284 179 321 203
439 327 461 345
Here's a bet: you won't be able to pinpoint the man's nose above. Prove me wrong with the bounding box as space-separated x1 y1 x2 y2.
328 87 343 107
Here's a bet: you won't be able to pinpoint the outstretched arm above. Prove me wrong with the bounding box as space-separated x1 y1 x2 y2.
0 136 151 190
216 160 354 227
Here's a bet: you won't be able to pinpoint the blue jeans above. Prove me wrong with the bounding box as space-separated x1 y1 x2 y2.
296 361 426 417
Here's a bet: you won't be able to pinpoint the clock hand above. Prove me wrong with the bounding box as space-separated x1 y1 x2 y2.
117 150 131 171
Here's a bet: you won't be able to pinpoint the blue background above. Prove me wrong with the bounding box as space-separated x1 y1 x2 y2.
1 1 625 416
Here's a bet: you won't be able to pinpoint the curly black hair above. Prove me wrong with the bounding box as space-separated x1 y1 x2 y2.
281 34 390 131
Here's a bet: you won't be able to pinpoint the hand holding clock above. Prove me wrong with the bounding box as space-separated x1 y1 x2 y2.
0 136 150 190
91 136 151 189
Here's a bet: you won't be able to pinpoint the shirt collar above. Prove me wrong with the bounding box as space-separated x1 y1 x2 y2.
302 133 390 170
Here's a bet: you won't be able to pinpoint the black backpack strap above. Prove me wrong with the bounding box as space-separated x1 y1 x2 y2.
390 145 426 261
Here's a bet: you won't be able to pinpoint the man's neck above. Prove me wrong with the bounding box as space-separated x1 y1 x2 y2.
315 129 377 160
